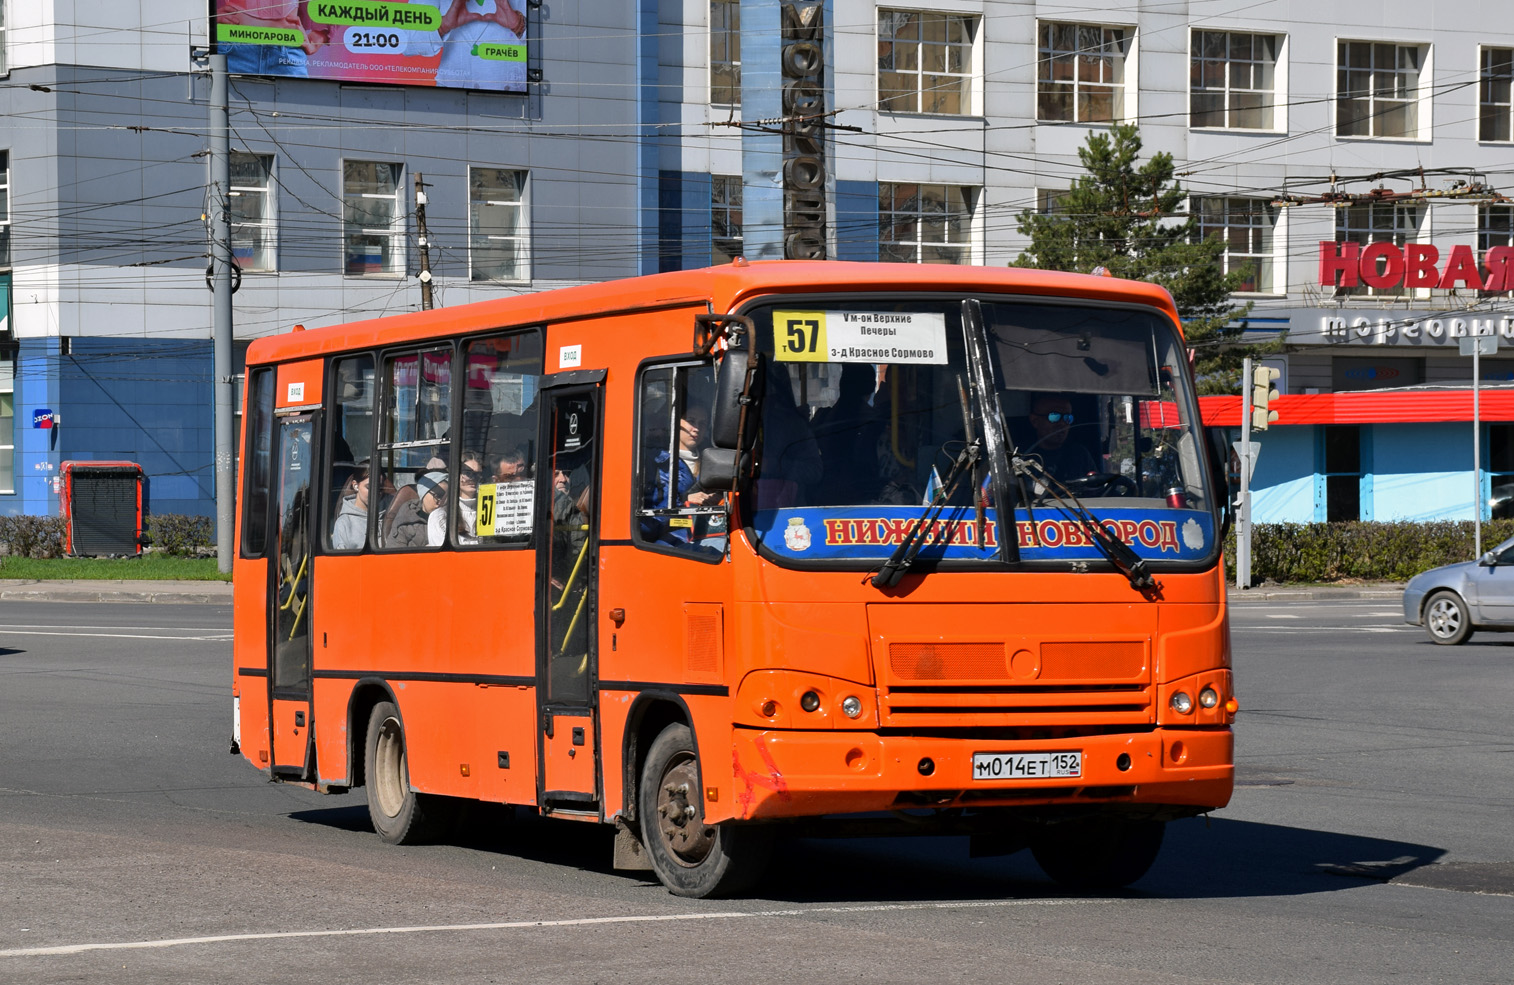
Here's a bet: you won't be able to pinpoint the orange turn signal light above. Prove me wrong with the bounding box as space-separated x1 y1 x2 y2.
1224 698 1239 714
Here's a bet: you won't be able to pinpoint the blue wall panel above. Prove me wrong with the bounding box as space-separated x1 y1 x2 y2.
58 339 214 517
834 179 879 262
1372 422 1475 521
1250 426 1317 523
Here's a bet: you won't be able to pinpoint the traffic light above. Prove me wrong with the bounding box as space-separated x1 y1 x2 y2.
1250 366 1281 431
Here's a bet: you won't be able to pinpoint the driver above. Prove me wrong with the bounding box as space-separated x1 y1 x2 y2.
1026 393 1096 482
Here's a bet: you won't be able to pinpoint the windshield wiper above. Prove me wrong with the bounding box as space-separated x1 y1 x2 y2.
870 436 980 589
1013 454 1160 595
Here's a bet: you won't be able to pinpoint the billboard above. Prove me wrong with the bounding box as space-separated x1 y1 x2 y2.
212 0 528 93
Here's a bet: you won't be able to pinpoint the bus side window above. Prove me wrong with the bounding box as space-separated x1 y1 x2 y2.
460 331 543 548
240 367 275 558
326 354 376 553
633 361 724 559
375 346 452 551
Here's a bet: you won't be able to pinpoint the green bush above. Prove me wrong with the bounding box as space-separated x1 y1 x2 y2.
1223 520 1514 585
0 515 67 559
144 513 216 557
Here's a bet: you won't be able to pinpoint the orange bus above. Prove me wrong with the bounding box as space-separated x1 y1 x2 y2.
232 260 1235 898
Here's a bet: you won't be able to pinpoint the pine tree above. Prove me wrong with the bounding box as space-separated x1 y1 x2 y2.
1013 123 1276 394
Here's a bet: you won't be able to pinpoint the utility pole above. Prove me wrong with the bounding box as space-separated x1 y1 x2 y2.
206 52 235 575
1237 356 1252 590
415 173 434 311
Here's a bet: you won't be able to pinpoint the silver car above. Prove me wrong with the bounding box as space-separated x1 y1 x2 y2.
1403 534 1514 644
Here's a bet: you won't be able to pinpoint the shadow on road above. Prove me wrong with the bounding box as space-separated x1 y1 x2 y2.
288 804 1444 902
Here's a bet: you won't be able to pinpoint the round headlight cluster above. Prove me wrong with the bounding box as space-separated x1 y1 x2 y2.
841 695 863 719
1170 691 1194 715
1199 687 1219 709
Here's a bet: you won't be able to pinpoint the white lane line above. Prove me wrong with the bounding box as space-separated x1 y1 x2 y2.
0 899 1115 958
0 629 228 642
1263 614 1301 619
0 624 229 632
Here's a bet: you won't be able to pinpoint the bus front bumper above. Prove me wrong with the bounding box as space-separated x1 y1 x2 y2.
725 726 1233 821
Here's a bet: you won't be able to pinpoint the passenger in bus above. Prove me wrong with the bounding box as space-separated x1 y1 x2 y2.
552 466 593 570
642 416 724 550
432 453 482 546
330 460 371 551
385 470 446 549
1025 393 1096 482
494 443 532 482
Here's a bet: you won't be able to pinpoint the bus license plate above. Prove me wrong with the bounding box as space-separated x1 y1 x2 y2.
971 751 1082 781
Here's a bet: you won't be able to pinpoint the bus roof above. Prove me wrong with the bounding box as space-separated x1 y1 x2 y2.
245 261 1182 366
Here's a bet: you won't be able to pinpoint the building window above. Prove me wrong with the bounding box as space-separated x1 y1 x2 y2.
1195 197 1278 293
1337 41 1425 139
469 167 527 283
878 10 977 116
1321 425 1361 522
712 175 742 264
343 161 404 277
711 0 740 108
1480 204 1514 295
879 182 974 265
1334 202 1422 297
1481 48 1513 142
1491 425 1514 518
1191 31 1278 130
1037 22 1128 123
0 150 9 268
229 153 274 272
0 351 12 494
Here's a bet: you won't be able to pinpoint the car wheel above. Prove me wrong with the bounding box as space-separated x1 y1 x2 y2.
638 723 771 898
1424 590 1473 645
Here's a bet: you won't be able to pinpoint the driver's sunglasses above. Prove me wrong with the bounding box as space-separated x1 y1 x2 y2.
1038 412 1074 424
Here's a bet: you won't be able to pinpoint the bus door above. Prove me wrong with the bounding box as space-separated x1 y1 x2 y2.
534 372 605 812
268 411 317 778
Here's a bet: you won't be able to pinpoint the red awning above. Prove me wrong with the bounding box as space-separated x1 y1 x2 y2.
1199 388 1514 427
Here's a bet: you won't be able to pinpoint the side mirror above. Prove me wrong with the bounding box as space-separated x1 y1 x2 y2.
698 447 746 491
1480 551 1499 567
711 350 761 450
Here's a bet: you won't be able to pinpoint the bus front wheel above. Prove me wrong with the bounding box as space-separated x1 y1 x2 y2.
638 723 770 898
1031 817 1166 890
364 700 450 845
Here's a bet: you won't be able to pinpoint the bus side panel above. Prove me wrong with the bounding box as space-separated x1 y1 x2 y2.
477 684 538 807
233 559 271 772
312 551 536 804
313 677 355 786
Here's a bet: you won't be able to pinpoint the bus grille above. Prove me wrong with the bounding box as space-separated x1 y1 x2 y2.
880 641 1153 728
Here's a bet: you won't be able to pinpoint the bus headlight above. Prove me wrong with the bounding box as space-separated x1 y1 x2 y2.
1199 687 1219 709
1170 691 1194 715
841 695 863 719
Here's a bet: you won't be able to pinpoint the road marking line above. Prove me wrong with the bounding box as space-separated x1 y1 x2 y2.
0 630 227 642
0 899 1116 958
1263 614 1301 619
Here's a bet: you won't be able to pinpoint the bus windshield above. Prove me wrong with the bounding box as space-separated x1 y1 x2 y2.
745 296 1216 570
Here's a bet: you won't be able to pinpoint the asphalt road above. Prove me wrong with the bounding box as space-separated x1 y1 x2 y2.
1 596 1511 983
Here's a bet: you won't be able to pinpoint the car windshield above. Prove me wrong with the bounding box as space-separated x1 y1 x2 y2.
742 296 1216 569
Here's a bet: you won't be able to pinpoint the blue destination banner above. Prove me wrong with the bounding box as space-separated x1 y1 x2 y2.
752 506 1214 563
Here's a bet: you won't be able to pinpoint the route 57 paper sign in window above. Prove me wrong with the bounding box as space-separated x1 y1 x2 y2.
773 310 948 365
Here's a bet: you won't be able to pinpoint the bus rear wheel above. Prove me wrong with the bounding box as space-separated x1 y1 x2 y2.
1031 817 1166 890
364 700 450 845
639 723 770 898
